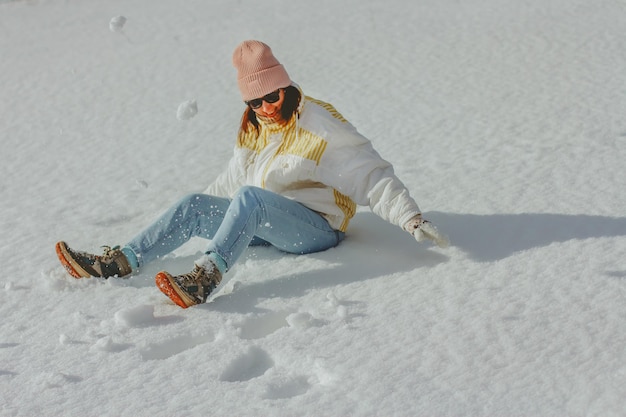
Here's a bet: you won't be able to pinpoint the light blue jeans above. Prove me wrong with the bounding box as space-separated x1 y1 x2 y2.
125 186 345 272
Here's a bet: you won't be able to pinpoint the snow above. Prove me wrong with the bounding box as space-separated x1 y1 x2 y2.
176 99 198 121
1 0 625 415
108 15 126 33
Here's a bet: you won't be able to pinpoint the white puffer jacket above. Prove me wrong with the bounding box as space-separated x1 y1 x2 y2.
204 93 421 232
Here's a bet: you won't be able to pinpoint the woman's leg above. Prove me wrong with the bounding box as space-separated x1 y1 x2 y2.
154 186 344 308
205 185 344 271
126 187 343 271
124 194 231 267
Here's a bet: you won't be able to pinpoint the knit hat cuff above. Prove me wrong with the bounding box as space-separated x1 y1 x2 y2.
237 64 291 102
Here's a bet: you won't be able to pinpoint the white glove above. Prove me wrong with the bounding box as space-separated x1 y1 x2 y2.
404 215 449 248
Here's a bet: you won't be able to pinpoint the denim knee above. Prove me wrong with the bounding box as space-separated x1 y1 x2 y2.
176 193 206 210
233 185 264 202
231 186 272 212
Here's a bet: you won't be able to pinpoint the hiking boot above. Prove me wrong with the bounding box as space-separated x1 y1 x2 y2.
56 241 132 279
155 262 222 309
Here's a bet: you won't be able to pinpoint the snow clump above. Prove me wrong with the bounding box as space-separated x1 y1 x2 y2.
109 16 127 32
177 99 198 120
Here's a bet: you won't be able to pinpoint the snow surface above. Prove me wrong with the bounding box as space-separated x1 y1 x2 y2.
1 0 626 416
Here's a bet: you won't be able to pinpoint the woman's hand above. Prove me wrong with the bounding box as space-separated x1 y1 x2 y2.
404 214 449 248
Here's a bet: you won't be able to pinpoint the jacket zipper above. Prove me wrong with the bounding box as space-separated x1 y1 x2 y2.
259 119 296 188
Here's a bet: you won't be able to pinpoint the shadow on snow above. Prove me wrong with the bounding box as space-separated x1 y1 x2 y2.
425 211 626 262
136 211 625 311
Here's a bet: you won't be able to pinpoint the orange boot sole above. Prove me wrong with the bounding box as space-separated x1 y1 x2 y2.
55 241 89 279
155 271 195 309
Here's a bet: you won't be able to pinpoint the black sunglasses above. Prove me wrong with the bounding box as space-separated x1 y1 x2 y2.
245 89 281 109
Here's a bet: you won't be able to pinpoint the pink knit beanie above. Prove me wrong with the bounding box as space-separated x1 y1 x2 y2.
232 40 292 101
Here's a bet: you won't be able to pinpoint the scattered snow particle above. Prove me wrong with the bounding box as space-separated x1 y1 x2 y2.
59 334 70 345
4 281 13 291
109 16 127 32
135 179 149 189
177 99 198 121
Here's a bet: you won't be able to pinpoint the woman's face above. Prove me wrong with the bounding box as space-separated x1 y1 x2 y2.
249 89 285 121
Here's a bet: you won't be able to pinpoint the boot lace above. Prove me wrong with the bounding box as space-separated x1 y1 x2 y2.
99 245 122 262
178 265 216 287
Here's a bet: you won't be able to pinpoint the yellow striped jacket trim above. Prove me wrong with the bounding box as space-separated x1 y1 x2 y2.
237 118 328 166
305 96 348 123
237 127 264 153
333 189 357 232
286 129 327 165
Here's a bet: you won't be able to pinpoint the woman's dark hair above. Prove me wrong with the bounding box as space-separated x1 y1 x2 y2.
240 85 301 133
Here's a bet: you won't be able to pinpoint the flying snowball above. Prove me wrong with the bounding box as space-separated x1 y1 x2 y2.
109 15 127 32
177 99 198 121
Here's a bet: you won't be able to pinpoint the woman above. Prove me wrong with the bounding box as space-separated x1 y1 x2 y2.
56 40 446 309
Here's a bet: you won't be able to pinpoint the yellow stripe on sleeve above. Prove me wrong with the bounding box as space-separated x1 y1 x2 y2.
333 189 356 232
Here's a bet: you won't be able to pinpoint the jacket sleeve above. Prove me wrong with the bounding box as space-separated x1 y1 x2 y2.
318 129 421 229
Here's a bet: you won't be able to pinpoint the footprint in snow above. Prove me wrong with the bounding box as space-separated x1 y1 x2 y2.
237 311 290 340
237 310 327 340
219 346 274 382
140 333 214 361
262 375 311 400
